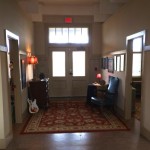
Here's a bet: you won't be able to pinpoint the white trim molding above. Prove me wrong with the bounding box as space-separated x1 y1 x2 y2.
5 30 19 52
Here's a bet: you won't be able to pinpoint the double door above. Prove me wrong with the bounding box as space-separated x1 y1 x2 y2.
50 47 88 97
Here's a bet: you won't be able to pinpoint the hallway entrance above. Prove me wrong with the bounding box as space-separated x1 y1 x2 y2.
6 30 23 123
125 30 145 120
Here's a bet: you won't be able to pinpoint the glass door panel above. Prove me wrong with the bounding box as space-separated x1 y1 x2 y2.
72 51 85 77
52 51 65 77
132 53 142 76
50 48 88 97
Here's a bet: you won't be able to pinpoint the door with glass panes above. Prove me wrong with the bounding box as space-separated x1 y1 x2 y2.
50 47 88 97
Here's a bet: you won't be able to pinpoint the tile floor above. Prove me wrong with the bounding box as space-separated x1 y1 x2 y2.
5 99 150 150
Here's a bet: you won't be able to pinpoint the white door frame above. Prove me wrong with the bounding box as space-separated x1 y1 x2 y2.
5 30 23 123
124 30 146 120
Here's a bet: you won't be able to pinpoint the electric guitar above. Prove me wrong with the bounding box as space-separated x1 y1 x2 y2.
27 99 39 113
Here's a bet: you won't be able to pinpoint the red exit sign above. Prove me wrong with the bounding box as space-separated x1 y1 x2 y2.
65 17 72 23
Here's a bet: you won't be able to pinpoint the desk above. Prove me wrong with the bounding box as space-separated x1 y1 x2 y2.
86 83 107 104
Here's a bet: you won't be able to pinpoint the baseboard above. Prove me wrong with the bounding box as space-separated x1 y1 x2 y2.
141 125 150 141
0 133 13 149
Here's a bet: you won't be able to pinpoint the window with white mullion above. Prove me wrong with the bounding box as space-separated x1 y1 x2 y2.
49 28 55 43
82 28 89 43
75 28 81 43
49 27 89 44
56 28 62 43
62 28 68 43
132 37 142 77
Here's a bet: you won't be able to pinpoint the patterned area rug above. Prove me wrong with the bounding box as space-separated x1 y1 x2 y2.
22 100 129 134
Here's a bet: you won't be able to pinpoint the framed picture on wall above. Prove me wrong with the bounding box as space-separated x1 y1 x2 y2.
101 58 104 69
101 57 108 69
108 57 114 73
103 57 108 69
20 58 26 89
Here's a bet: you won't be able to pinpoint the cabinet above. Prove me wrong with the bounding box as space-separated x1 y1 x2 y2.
28 78 49 108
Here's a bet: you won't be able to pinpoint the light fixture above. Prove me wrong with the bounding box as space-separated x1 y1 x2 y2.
27 52 38 65
96 73 102 83
27 52 38 80
96 73 102 79
28 56 38 64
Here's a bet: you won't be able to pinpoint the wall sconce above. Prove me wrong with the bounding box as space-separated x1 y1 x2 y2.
28 56 38 64
27 52 38 80
96 73 102 79
27 52 38 65
96 73 102 83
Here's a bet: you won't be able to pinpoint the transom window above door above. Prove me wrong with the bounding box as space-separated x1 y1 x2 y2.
49 27 89 44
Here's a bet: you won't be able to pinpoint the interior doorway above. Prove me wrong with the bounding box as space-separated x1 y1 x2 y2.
6 30 22 123
8 39 20 124
131 37 143 120
125 30 145 120
9 47 16 123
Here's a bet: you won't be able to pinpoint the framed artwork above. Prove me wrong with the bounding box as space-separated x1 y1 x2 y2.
20 58 26 89
101 58 104 69
101 57 108 69
108 57 114 73
104 57 108 69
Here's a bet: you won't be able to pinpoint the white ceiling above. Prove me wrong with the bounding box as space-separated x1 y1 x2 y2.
17 0 130 22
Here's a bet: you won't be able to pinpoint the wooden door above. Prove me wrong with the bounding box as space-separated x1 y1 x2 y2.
50 47 88 97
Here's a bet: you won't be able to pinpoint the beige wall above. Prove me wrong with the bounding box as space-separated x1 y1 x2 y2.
141 50 150 140
102 0 150 53
0 0 33 51
91 22 102 56
0 0 33 148
101 51 126 113
102 0 150 140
